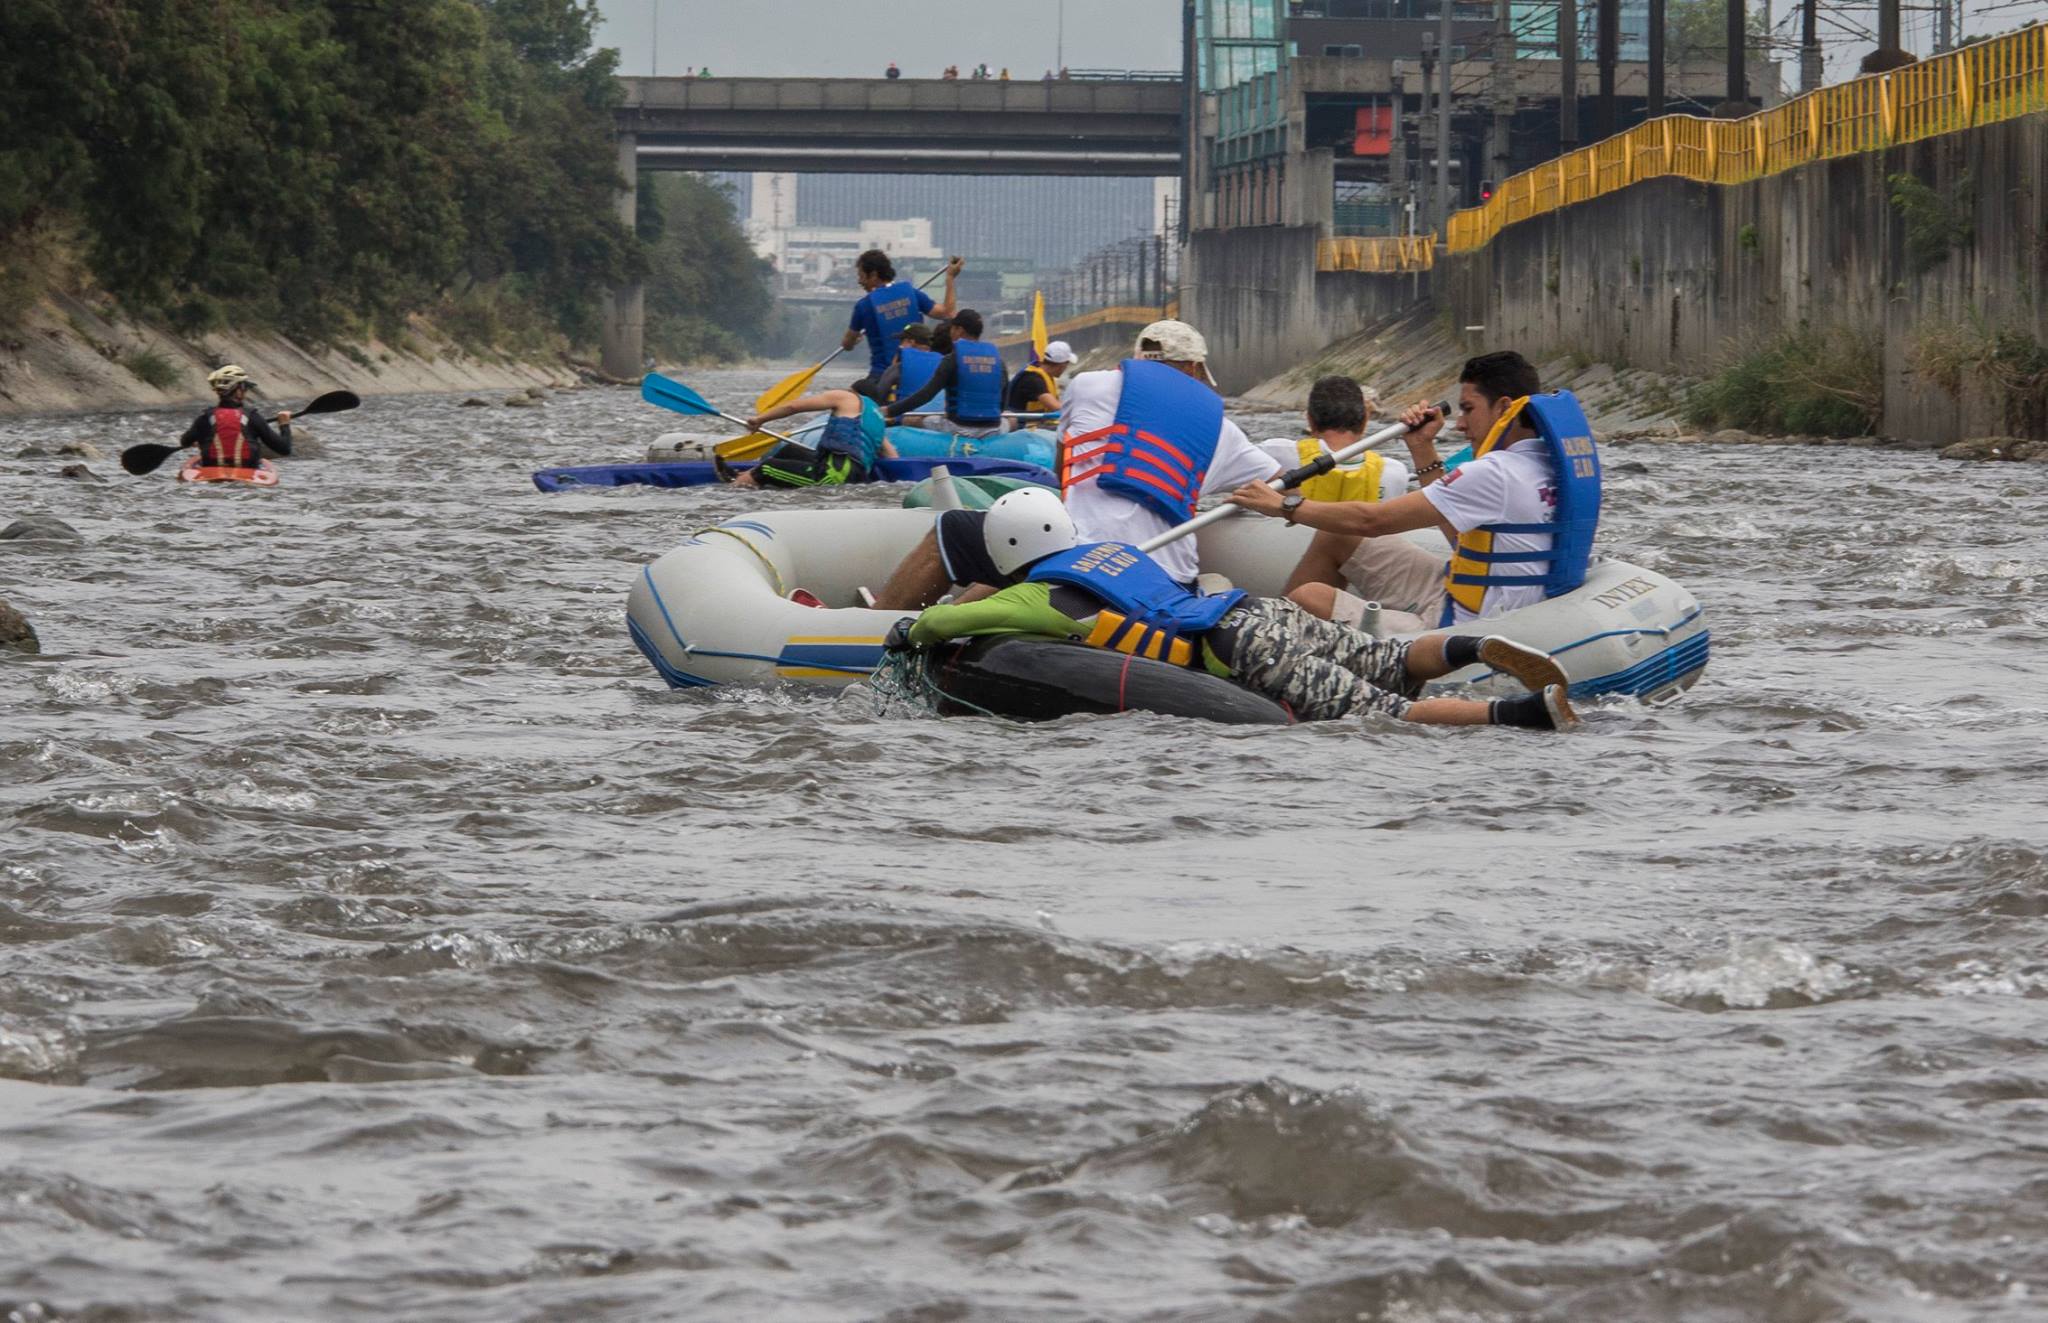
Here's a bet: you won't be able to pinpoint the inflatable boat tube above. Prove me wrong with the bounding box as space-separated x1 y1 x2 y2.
535 455 1052 493
626 507 1709 712
926 635 1291 723
900 473 1053 510
643 424 1057 470
178 458 279 486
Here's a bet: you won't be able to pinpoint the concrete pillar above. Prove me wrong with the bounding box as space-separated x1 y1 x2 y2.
1559 0 1580 151
1290 148 1336 234
601 133 645 380
1648 0 1666 115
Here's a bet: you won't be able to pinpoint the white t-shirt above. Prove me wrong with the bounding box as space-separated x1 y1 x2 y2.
1059 368 1280 585
1256 437 1412 497
1421 436 1559 623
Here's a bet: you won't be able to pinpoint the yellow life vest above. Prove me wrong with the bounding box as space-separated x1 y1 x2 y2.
1442 396 1531 617
1292 438 1384 504
1021 363 1060 408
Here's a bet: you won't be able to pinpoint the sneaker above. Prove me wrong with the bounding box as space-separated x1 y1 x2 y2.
1541 682 1580 730
712 453 737 483
786 588 825 608
1477 636 1569 694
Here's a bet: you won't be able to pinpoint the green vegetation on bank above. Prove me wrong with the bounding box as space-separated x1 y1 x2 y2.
1682 326 1883 437
0 0 773 362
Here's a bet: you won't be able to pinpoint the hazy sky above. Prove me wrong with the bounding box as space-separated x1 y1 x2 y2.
592 0 1185 80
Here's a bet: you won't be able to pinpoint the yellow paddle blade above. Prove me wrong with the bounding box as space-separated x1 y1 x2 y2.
754 361 822 414
712 431 782 462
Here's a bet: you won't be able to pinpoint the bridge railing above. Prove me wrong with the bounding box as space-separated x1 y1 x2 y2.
1317 235 1437 273
1445 23 2048 254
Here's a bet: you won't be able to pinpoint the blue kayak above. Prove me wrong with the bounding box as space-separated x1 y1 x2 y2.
533 454 1053 493
788 419 1058 470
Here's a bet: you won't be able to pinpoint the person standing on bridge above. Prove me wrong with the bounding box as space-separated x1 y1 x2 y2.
843 251 960 399
883 309 1007 439
886 61 901 79
1006 340 1074 417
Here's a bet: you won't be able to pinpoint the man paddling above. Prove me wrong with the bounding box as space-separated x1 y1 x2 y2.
871 319 1280 610
881 309 1007 438
1231 352 1600 633
177 365 291 471
844 252 961 396
719 389 897 488
886 488 1576 730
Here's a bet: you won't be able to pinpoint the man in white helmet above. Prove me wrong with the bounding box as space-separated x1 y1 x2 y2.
884 488 1578 730
177 365 292 471
871 319 1279 610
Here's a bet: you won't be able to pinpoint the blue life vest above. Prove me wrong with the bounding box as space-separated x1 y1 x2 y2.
857 280 924 375
1025 541 1245 667
947 339 1006 423
895 346 942 402
813 398 889 468
1059 360 1224 524
1438 389 1603 625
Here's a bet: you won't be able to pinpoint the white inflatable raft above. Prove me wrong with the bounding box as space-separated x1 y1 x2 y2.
626 508 1708 712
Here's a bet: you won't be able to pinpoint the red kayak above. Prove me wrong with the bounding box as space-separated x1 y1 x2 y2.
177 458 279 487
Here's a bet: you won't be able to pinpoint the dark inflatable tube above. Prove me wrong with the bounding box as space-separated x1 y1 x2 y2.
923 635 1293 725
533 455 1053 493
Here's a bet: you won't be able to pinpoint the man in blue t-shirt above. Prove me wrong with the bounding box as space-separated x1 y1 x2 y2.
843 251 959 394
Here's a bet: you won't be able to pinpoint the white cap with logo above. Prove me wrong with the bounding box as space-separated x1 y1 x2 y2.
1134 320 1216 387
1041 340 1076 364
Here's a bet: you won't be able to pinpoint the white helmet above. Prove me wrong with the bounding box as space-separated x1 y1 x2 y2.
207 364 251 394
983 486 1076 576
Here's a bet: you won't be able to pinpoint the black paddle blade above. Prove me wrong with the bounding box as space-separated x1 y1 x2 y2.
295 390 359 417
120 443 179 476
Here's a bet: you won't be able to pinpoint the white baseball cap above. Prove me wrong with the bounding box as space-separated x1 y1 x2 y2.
1042 340 1076 364
1135 320 1216 386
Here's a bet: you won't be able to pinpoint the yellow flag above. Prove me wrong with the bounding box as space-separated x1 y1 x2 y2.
1030 291 1048 362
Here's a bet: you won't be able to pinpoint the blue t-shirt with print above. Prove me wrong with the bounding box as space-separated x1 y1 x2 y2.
848 280 936 376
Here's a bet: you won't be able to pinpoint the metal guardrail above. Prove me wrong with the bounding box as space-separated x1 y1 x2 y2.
1317 235 1437 272
988 304 1171 349
1446 24 2048 253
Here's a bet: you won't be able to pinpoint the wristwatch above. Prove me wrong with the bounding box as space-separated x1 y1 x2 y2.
1280 494 1305 524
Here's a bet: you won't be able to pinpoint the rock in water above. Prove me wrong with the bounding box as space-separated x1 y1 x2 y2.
56 441 105 461
1941 437 2045 462
0 516 82 542
503 395 538 409
525 386 547 400
58 464 103 482
461 397 490 408
0 600 39 654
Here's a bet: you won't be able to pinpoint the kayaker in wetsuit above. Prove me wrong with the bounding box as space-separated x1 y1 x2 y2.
1005 340 1073 417
177 365 291 470
843 252 961 396
719 390 897 488
882 309 1008 439
870 318 1281 611
1232 352 1600 634
884 487 1577 730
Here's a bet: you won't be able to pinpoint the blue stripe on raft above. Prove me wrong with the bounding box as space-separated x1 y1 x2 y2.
721 520 777 538
627 615 716 688
775 642 884 674
1572 630 1711 698
535 455 1053 492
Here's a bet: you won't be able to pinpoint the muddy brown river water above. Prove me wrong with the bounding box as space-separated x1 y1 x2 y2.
1 372 2044 1321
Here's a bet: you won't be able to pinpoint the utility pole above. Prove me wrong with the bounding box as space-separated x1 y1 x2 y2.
1436 0 1453 227
1491 0 1515 190
1726 0 1748 111
1418 35 1438 228
1180 0 1196 242
1058 0 1066 70
1800 0 1821 89
650 0 659 76
1648 0 1666 116
1390 74 1411 235
1596 0 1619 138
1935 0 1952 53
1559 0 1580 152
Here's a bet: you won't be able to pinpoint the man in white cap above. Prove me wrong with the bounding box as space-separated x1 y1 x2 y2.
870 318 1280 609
1005 340 1075 418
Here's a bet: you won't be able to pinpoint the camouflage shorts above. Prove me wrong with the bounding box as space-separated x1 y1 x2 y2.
1210 597 1419 722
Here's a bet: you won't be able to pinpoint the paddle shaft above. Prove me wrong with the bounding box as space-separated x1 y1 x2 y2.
1137 402 1447 554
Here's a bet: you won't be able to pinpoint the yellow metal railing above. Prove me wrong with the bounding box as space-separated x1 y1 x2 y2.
1445 24 2048 253
1318 235 1437 272
990 304 1167 349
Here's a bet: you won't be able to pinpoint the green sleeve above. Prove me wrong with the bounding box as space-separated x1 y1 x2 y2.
908 581 1089 647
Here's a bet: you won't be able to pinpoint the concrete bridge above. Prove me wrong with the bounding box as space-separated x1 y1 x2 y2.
599 75 1187 374
616 75 1185 177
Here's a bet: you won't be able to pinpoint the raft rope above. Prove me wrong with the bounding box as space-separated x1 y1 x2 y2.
864 646 1005 720
696 526 786 598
